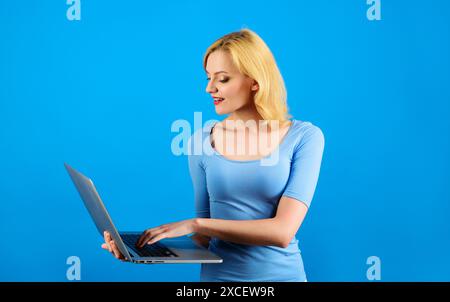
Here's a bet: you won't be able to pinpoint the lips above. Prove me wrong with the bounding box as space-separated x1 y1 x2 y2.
213 97 225 105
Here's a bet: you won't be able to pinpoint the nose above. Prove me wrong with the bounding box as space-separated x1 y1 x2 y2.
205 80 218 94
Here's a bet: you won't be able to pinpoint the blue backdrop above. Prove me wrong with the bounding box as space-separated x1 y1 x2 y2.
0 0 449 281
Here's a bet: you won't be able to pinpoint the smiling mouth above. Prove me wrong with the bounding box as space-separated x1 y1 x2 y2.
213 98 225 105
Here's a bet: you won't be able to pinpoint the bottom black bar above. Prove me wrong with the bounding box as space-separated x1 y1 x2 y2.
1 282 449 298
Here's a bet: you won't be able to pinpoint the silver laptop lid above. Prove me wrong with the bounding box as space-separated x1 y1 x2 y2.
64 163 132 261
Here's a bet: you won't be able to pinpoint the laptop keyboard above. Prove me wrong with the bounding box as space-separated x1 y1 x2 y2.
121 234 178 258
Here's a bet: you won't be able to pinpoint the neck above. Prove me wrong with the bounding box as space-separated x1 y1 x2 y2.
227 103 263 123
222 105 265 133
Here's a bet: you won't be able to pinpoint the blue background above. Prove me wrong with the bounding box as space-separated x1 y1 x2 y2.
0 0 449 281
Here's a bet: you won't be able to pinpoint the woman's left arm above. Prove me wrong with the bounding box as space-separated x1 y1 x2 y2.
136 196 307 249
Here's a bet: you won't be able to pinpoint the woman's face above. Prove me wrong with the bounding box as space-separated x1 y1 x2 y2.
205 50 259 115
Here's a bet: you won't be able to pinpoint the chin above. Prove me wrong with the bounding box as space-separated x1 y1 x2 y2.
215 107 231 115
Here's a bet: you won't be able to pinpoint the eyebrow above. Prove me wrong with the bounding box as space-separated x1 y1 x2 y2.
205 70 229 75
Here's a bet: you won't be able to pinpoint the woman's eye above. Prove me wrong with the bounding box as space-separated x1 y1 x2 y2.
206 77 229 83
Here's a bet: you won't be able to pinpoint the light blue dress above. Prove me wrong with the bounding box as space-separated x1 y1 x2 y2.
188 119 325 282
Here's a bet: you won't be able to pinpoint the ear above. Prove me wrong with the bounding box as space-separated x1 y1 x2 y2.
251 80 259 92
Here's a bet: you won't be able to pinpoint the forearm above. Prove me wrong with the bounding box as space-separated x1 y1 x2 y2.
193 218 288 248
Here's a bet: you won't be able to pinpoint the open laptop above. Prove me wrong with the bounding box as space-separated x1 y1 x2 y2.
64 163 222 264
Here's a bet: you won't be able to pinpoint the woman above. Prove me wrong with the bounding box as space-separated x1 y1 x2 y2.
102 29 325 282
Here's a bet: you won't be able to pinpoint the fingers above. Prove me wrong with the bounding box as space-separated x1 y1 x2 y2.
136 231 146 247
137 227 167 248
110 241 119 257
103 231 112 252
137 230 151 248
110 241 124 260
144 227 169 246
136 228 156 247
103 231 124 260
108 237 123 259
147 233 166 245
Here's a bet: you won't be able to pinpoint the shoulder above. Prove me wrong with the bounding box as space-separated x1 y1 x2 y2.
290 120 325 151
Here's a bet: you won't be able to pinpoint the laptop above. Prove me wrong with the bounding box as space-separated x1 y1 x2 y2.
64 163 223 264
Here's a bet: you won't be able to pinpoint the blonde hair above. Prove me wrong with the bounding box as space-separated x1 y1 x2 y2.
203 28 292 127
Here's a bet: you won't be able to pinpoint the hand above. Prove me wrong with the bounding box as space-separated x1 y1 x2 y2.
136 219 198 248
101 231 126 261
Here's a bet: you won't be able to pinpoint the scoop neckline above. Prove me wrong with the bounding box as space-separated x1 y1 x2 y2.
207 119 297 164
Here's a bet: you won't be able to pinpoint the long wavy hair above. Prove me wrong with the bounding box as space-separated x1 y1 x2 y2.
203 28 291 127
